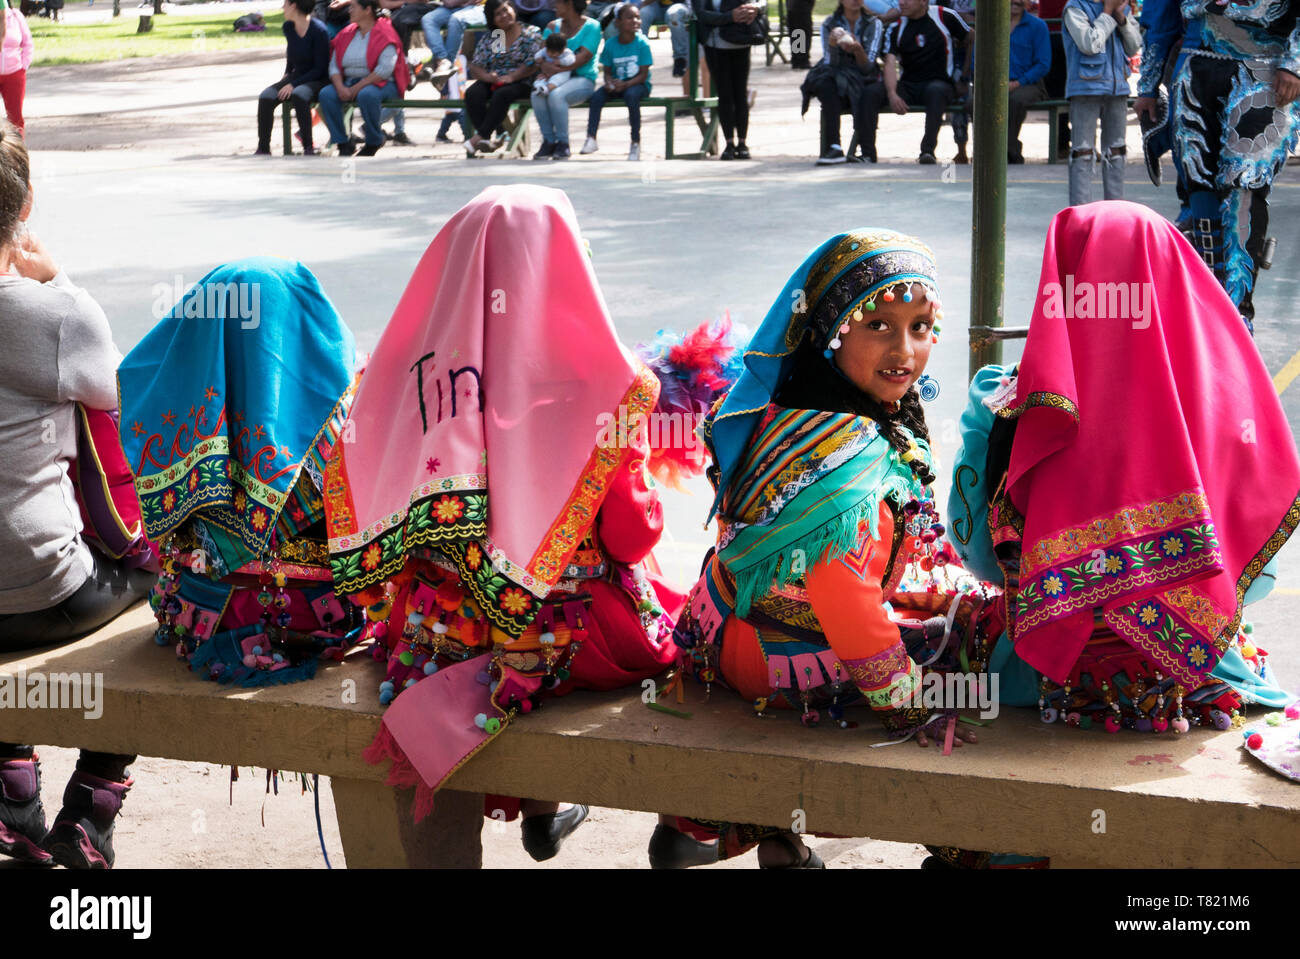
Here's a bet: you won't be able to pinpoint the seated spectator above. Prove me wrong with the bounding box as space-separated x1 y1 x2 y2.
257 0 332 156
582 1 654 159
859 0 969 163
319 0 409 156
0 123 154 869
533 31 577 95
1006 0 1051 162
531 0 601 159
515 0 558 27
637 0 692 78
464 0 543 154
799 0 884 164
313 0 354 38
421 0 488 84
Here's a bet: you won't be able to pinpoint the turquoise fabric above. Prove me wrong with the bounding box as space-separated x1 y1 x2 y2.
946 363 1014 584
600 31 654 91
545 17 601 82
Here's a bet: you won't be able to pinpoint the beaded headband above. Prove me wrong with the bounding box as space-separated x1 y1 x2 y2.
817 243 944 359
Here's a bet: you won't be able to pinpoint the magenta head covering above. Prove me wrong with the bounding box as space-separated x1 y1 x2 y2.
1003 201 1299 689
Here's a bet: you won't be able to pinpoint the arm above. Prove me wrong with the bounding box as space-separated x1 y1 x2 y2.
52 277 123 410
355 44 399 89
1135 0 1180 96
884 51 908 111
1019 20 1051 84
1062 2 1116 56
1115 7 1141 57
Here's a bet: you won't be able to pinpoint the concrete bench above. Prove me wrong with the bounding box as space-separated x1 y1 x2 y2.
3 602 1297 868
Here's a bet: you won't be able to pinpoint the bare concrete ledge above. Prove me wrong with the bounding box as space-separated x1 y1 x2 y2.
1 602 1296 868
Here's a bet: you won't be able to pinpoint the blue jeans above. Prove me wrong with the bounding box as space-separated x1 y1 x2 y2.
639 1 690 61
518 7 555 27
420 4 486 61
530 75 595 144
587 82 648 141
319 78 391 147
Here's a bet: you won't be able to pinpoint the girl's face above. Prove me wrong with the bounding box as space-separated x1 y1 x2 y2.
493 2 517 29
832 283 935 405
619 5 641 32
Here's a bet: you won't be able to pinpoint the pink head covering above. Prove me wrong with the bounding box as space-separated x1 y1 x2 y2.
1004 201 1299 689
325 185 658 636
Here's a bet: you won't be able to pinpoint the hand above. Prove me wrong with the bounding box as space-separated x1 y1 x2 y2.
1007 78 1020 91
13 230 59 284
277 83 294 101
915 718 978 749
838 32 860 51
338 84 357 102
604 78 617 91
1133 94 1157 121
732 4 756 23
889 92 908 114
1276 69 1300 107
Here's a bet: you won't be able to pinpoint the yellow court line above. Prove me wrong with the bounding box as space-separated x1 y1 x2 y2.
1275 348 1300 396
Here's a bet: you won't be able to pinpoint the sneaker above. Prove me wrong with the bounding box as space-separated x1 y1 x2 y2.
0 755 53 865
817 145 847 165
918 152 937 165
720 143 736 160
735 143 750 160
430 58 455 86
357 142 382 156
580 136 599 155
553 141 571 159
628 142 640 161
337 141 356 157
436 132 454 144
534 140 556 160
390 131 414 146
43 771 132 870
672 56 686 78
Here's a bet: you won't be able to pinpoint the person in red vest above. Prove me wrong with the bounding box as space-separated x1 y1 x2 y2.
318 0 410 156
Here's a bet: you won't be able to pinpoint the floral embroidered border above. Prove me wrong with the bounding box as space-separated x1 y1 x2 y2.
1105 597 1217 687
1020 490 1211 578
1015 523 1222 633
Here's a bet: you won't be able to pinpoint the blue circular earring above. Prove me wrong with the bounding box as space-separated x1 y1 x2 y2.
917 374 940 402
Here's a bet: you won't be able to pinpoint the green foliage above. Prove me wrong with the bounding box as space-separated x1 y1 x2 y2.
29 8 284 66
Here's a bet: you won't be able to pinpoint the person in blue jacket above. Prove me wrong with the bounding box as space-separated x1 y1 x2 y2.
1007 0 1052 163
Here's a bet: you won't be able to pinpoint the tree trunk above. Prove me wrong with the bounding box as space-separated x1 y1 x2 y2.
152 0 164 14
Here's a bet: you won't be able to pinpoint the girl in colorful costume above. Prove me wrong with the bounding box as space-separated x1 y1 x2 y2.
118 258 363 688
941 201 1297 866
663 229 985 868
328 185 684 861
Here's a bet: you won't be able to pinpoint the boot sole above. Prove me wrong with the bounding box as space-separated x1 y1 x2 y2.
45 824 111 869
0 822 54 865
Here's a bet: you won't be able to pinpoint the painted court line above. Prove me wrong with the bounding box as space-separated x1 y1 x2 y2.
1274 348 1300 396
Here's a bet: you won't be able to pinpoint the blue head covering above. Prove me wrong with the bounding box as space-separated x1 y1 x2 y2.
118 257 356 566
706 229 942 521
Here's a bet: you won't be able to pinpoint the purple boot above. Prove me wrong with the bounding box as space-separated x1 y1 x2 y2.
0 755 54 865
43 770 131 869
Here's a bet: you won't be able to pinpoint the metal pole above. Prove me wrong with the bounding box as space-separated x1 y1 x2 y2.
968 0 1010 380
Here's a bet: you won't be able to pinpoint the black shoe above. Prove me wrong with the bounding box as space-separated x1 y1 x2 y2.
758 832 825 869
672 56 686 78
647 824 719 869
817 145 847 165
791 57 811 70
436 132 454 143
1007 153 1024 164
919 152 937 165
734 143 750 160
553 141 571 159
390 131 414 146
533 139 556 160
254 146 272 156
0 756 53 865
520 804 589 862
43 772 131 870
720 143 736 160
337 141 356 157
357 142 382 156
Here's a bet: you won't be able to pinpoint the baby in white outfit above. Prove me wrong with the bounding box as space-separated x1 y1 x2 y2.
533 32 577 94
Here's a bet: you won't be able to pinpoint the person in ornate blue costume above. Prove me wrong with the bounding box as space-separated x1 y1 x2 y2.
1135 0 1299 329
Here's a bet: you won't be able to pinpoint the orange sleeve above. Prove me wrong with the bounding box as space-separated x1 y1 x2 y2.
802 504 900 662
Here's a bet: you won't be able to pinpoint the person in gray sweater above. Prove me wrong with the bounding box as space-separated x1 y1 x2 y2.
0 121 150 869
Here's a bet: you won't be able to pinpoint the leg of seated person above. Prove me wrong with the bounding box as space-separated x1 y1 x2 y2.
1007 80 1044 159
465 79 492 134
664 3 690 62
420 5 454 60
812 73 842 153
531 87 558 146
0 548 153 654
447 6 486 61
854 80 886 160
483 80 532 139
918 78 954 156
624 82 648 142
317 83 348 146
547 77 595 148
355 84 389 146
585 85 610 140
291 82 322 150
257 84 280 153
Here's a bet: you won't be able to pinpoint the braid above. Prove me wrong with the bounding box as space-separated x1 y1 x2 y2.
772 335 936 487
